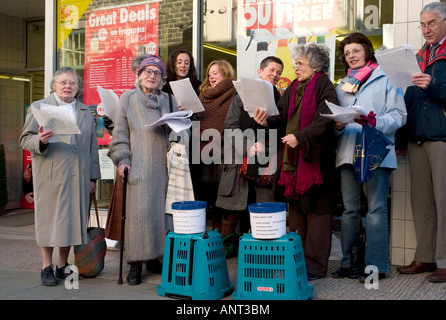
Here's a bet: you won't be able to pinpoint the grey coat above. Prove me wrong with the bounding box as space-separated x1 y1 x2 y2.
19 93 101 247
108 88 179 261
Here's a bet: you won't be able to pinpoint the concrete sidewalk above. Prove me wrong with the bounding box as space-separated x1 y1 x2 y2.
1 209 445 301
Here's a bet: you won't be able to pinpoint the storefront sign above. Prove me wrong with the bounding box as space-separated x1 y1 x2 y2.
237 0 337 90
83 3 159 146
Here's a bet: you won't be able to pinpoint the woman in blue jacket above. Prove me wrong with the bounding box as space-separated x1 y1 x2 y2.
332 33 407 281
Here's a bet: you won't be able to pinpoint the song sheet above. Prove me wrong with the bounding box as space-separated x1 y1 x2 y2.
375 45 421 88
169 78 205 113
233 78 279 117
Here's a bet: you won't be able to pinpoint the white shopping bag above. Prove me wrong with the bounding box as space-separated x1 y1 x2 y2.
165 143 195 214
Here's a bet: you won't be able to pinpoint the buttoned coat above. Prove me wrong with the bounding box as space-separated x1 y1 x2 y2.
20 93 101 247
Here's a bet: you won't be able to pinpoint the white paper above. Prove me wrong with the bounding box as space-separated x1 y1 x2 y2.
169 78 205 113
31 103 81 145
97 86 120 122
375 45 421 88
320 100 367 123
145 110 193 133
233 78 279 117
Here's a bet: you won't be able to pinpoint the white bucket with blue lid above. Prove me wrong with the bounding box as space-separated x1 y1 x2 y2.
171 201 207 234
248 202 287 239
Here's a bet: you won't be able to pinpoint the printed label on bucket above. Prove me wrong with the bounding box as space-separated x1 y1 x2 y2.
172 208 206 234
250 210 286 239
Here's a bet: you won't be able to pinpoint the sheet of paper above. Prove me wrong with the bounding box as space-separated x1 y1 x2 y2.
145 110 193 133
169 78 205 113
31 103 80 144
233 78 279 117
375 45 421 88
97 86 120 122
320 100 367 123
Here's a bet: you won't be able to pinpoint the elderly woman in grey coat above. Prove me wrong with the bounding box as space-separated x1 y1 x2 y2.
20 67 101 286
108 55 180 285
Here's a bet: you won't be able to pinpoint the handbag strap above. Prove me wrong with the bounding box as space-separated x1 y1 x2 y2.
88 193 100 228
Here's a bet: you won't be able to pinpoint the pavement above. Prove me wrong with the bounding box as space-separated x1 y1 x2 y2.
1 209 446 305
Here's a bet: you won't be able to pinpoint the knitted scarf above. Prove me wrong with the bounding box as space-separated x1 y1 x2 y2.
416 41 446 72
277 73 322 199
135 85 163 110
197 77 236 151
341 61 378 93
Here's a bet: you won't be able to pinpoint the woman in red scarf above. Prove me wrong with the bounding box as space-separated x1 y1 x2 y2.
256 43 338 280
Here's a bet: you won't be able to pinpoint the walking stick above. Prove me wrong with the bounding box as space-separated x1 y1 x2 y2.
117 167 128 285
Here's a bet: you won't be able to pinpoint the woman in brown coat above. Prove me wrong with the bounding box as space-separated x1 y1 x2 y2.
256 43 338 279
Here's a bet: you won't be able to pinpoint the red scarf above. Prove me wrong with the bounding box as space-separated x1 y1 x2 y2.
417 41 446 72
278 73 322 199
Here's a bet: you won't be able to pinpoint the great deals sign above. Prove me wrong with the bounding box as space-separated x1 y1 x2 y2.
83 3 159 145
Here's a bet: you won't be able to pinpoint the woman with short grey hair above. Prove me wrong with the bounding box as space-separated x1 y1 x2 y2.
292 43 331 74
20 66 100 286
255 42 338 280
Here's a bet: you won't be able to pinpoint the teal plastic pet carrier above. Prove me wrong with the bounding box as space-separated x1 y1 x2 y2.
232 232 313 300
157 230 234 300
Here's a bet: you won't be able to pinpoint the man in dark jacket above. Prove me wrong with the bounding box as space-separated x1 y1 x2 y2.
395 2 446 283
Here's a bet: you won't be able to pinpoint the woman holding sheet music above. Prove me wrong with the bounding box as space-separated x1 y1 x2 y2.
20 67 101 286
162 48 201 96
108 55 181 285
332 32 406 282
195 60 236 249
255 43 338 280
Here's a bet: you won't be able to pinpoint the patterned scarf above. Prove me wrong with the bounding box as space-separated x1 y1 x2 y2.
277 73 323 200
341 61 378 93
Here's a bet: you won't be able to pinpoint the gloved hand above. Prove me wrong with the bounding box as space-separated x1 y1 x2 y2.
355 111 376 127
103 115 114 132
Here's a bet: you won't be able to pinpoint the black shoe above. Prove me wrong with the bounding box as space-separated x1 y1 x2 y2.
127 262 142 285
55 262 79 280
331 267 359 279
41 265 58 286
146 259 163 274
307 273 319 281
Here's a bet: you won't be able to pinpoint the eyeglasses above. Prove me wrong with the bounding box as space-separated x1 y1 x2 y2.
418 18 446 30
56 81 77 86
142 68 163 78
343 48 364 58
293 61 310 70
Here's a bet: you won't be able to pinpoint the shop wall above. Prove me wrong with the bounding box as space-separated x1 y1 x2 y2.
390 0 438 266
0 14 27 210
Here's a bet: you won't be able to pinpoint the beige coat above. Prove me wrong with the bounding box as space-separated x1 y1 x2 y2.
20 93 101 247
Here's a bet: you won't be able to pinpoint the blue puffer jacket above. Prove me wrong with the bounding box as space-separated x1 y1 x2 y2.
396 51 446 148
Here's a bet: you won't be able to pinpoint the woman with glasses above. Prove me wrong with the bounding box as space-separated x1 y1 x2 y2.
332 32 406 282
20 67 101 286
255 43 338 280
108 55 181 285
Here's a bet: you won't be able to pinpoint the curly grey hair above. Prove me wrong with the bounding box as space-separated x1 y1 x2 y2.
50 66 82 98
291 43 330 73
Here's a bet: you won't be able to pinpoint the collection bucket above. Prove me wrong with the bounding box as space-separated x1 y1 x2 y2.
171 201 207 234
248 202 287 239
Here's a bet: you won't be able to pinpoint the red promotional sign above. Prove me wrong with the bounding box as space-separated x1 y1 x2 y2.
239 0 337 35
21 150 34 209
83 3 159 145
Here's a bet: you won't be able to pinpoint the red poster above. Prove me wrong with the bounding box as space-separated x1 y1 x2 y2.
22 150 34 209
83 3 159 145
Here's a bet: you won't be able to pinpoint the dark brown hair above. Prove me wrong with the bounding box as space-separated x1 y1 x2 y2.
165 48 199 83
339 32 377 73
